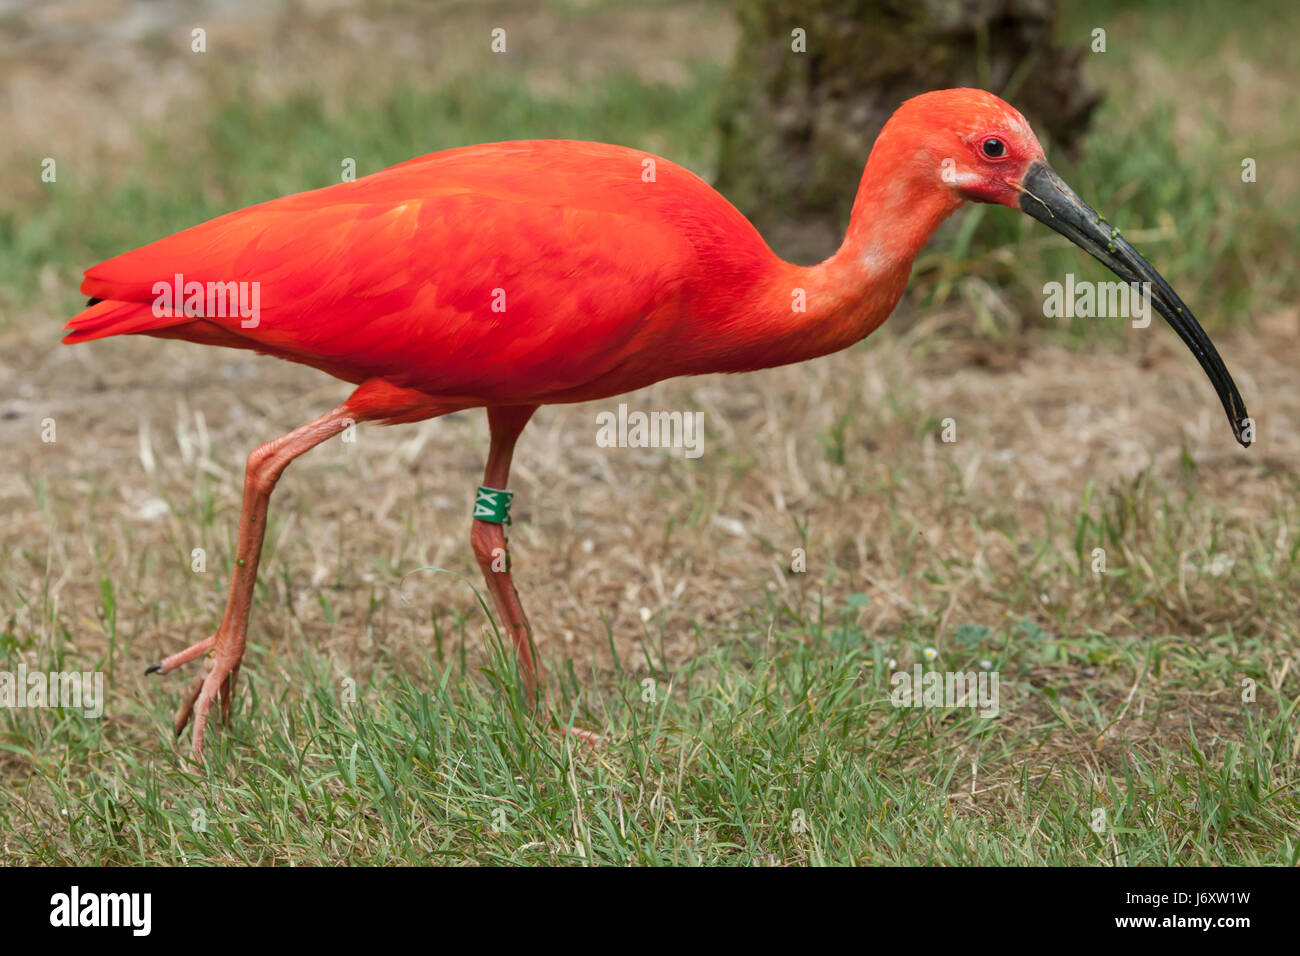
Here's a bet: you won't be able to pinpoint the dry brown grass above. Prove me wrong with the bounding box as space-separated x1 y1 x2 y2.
6 294 1296 688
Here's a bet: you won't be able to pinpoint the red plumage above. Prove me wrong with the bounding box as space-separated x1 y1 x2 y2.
67 141 812 417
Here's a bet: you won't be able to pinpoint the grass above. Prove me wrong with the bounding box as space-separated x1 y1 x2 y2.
1 0 1297 865
4 386 1297 863
4 566 1296 864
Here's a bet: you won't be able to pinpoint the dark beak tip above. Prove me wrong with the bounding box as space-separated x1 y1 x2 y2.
1019 162 1251 453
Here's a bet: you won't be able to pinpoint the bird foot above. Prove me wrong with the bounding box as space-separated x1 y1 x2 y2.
145 634 215 676
561 726 603 749
146 631 244 762
540 693 602 749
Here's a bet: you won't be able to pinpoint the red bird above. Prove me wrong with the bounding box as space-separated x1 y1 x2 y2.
65 89 1250 759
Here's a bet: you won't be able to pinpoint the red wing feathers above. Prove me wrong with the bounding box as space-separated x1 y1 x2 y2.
65 141 771 404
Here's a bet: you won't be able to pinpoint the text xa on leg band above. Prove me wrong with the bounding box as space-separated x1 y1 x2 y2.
473 486 514 524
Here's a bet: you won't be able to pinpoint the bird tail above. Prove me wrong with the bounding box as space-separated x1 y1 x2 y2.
62 296 185 344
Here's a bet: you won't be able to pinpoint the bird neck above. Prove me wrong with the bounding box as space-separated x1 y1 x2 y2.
764 146 964 364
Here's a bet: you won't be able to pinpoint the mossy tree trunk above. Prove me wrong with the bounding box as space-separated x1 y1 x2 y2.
717 0 1098 261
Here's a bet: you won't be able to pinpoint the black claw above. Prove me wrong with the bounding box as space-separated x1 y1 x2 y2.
145 662 162 675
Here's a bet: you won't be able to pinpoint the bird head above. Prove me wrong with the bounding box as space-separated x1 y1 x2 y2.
885 88 1251 448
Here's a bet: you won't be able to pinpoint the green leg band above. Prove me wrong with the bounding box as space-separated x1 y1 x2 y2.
473 486 514 524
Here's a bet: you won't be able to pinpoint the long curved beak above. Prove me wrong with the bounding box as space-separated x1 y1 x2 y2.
1017 162 1251 447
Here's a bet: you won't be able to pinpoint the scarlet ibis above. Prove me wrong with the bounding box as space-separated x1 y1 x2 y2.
65 88 1250 759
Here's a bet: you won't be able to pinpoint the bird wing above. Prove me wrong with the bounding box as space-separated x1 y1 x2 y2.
66 142 711 403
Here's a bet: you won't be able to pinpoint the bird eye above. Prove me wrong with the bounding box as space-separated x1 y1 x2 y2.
982 138 1006 158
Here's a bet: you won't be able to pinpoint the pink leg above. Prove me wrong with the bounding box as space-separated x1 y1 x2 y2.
470 405 541 699
147 403 356 760
460 406 597 747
